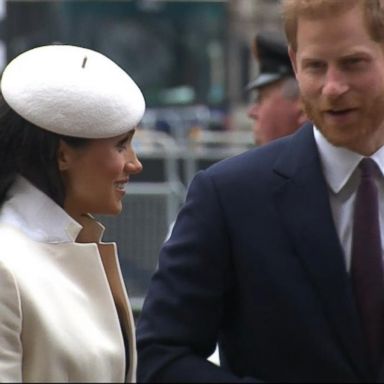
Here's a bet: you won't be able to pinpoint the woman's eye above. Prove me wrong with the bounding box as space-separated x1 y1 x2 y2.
117 143 128 152
116 132 134 151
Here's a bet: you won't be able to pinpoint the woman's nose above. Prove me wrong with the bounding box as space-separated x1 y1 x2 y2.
125 154 143 175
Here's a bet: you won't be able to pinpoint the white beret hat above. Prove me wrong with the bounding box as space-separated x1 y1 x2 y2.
0 44 145 138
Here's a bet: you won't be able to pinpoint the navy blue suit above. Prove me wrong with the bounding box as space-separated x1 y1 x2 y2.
136 123 375 382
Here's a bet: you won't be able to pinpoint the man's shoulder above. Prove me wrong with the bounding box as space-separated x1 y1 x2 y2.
207 123 313 174
206 130 297 176
199 122 314 188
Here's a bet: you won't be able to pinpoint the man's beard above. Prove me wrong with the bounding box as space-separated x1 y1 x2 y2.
301 93 384 151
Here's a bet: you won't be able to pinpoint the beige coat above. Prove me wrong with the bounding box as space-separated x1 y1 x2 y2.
0 178 136 382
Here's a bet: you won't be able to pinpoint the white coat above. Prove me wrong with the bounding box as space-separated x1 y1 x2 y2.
0 177 137 382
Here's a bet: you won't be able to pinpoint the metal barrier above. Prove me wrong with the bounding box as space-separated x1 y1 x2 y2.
98 130 185 312
99 183 183 312
97 128 253 313
141 105 212 145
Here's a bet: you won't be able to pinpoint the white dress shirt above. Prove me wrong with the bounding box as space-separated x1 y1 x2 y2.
313 127 384 271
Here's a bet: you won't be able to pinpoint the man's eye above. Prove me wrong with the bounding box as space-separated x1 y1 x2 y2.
345 58 366 67
305 61 325 70
253 93 261 103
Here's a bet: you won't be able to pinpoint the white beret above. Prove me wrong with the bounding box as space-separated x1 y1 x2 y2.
0 45 145 138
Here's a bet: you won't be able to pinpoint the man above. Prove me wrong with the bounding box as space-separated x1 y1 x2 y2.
246 31 306 145
137 0 384 381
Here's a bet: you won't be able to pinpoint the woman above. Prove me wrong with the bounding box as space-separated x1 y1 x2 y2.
0 44 145 382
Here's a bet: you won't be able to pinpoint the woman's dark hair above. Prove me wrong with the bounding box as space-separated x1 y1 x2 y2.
0 94 89 207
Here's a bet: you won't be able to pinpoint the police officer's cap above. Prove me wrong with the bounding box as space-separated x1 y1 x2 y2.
246 32 294 92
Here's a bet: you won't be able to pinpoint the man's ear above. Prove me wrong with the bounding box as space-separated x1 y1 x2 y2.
297 102 308 126
288 46 298 76
57 139 74 171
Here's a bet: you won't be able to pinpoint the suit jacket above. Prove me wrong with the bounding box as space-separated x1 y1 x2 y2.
136 123 376 383
0 178 136 382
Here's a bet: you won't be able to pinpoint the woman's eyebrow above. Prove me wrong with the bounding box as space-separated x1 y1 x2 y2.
118 130 135 145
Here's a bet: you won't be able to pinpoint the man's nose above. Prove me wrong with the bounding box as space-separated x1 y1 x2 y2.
247 103 259 120
322 67 349 98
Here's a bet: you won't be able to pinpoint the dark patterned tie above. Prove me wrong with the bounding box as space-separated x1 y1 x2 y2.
351 158 384 372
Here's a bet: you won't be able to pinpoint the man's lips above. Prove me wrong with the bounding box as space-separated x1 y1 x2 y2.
321 108 360 125
323 107 358 115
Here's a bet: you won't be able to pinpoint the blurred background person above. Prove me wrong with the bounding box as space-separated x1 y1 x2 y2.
246 31 306 145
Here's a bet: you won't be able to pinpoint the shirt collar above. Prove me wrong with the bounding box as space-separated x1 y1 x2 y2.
0 176 102 243
314 126 384 194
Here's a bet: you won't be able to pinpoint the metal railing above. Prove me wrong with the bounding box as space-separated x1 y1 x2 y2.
98 124 253 313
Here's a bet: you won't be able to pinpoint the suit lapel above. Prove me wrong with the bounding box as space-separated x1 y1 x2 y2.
272 123 368 378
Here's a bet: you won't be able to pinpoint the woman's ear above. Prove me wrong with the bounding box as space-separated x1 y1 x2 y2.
57 139 74 171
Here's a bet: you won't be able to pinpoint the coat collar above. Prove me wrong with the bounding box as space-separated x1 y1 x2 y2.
272 123 369 379
0 176 105 244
